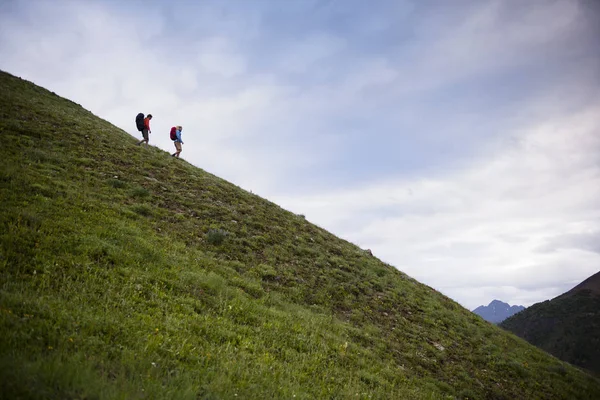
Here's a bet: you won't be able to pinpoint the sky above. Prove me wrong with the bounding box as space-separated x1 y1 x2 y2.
1 0 599 310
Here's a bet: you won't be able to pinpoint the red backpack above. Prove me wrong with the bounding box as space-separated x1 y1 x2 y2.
169 126 177 140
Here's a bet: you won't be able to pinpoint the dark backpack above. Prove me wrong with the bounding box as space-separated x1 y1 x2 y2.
170 126 177 141
135 113 145 131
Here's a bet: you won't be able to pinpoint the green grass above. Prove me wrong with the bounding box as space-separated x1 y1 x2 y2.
1 69 600 399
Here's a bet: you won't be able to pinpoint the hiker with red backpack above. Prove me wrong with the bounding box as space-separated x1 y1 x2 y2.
136 113 153 145
170 126 183 157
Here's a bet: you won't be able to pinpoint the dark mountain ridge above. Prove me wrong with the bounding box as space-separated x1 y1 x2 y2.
500 271 600 375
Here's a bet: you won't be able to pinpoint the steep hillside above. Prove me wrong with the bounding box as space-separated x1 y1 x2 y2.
472 300 525 324
501 271 600 376
1 70 599 399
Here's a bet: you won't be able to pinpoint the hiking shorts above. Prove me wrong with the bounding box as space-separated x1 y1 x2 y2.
174 141 182 152
141 128 149 141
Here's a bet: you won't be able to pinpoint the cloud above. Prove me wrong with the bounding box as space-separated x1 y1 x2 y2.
194 37 248 78
539 231 600 255
275 33 347 74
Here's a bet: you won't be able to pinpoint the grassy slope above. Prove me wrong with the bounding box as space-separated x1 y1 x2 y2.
0 70 599 399
500 289 600 376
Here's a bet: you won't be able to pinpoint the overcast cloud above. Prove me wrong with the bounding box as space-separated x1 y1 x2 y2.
1 0 599 309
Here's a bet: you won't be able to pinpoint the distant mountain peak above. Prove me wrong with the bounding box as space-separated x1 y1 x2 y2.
473 300 525 323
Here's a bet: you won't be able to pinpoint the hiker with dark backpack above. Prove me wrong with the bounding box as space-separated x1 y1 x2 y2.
136 113 153 145
170 126 183 157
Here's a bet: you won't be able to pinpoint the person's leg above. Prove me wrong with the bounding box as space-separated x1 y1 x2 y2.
139 128 149 145
172 141 182 157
